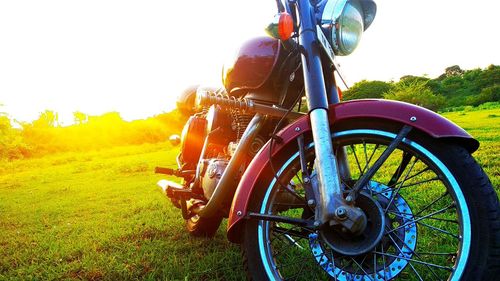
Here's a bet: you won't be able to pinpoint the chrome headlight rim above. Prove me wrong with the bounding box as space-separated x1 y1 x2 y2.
336 0 364 55
320 0 377 56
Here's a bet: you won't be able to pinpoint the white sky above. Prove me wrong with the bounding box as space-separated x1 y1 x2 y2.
0 0 499 125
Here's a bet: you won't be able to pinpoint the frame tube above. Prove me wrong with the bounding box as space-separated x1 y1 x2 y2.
199 114 265 218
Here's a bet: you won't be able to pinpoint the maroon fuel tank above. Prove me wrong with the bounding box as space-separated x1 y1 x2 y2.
222 37 281 102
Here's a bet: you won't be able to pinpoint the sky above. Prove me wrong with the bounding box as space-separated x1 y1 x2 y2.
0 0 499 125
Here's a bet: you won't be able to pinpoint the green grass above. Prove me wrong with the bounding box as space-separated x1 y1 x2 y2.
0 143 245 280
443 107 500 189
0 109 499 280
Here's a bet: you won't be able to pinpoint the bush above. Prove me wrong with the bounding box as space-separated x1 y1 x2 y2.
383 80 446 111
0 116 33 160
0 110 184 160
342 80 393 100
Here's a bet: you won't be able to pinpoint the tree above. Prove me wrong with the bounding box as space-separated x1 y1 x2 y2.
0 115 31 160
342 80 393 100
399 75 430 84
476 64 500 89
32 110 59 128
444 65 464 77
73 111 88 125
383 80 446 111
466 85 500 106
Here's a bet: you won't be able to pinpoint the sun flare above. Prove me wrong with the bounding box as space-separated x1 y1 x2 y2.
1 0 498 125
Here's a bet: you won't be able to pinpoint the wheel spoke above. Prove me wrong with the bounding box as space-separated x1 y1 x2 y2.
380 243 388 281
273 226 311 239
361 142 380 175
415 191 449 217
351 254 368 276
407 261 426 281
350 144 364 175
386 230 444 280
280 183 307 205
388 166 431 188
373 251 453 271
363 140 369 173
388 237 426 281
388 151 413 187
374 166 432 195
416 252 457 256
328 250 339 281
388 210 459 224
400 177 440 189
350 256 374 281
384 156 419 214
387 204 456 234
375 176 441 196
350 125 413 197
337 259 354 279
416 221 460 239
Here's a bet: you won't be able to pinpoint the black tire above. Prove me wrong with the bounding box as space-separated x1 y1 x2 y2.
242 124 500 281
186 214 223 237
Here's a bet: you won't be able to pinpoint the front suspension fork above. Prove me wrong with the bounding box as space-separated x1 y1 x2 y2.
309 110 346 223
295 0 351 224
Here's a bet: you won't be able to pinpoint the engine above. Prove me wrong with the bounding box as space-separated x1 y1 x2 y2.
177 89 262 200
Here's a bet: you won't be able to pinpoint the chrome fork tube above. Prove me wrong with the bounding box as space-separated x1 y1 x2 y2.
310 109 343 223
296 0 343 223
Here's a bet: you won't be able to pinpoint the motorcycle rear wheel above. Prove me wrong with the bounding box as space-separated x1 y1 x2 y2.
242 125 499 280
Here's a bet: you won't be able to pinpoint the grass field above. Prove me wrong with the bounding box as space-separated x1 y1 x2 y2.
1 108 499 280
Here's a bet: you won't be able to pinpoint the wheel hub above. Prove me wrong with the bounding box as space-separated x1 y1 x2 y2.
319 192 385 256
309 181 417 280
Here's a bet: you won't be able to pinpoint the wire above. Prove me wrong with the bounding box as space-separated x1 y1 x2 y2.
268 86 305 191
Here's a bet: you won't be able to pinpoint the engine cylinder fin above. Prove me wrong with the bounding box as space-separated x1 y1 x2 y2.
196 89 305 120
197 90 251 111
233 111 253 140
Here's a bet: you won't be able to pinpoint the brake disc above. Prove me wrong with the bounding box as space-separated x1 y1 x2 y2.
309 181 417 280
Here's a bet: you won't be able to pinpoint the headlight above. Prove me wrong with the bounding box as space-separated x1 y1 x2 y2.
321 0 376 56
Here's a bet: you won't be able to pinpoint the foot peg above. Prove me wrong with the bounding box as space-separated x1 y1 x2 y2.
155 167 181 176
157 179 188 199
156 180 205 220
157 180 183 209
155 167 195 178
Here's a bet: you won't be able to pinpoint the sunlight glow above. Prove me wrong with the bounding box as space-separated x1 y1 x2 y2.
0 0 498 125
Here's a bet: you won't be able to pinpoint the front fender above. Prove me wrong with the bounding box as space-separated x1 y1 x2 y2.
227 99 478 243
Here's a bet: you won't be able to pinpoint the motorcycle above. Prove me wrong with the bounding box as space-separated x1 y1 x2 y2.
154 0 500 280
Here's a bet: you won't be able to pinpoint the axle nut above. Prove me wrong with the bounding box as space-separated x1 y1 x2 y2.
335 207 348 219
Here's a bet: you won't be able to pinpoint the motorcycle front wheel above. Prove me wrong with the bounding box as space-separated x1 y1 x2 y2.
242 124 499 280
